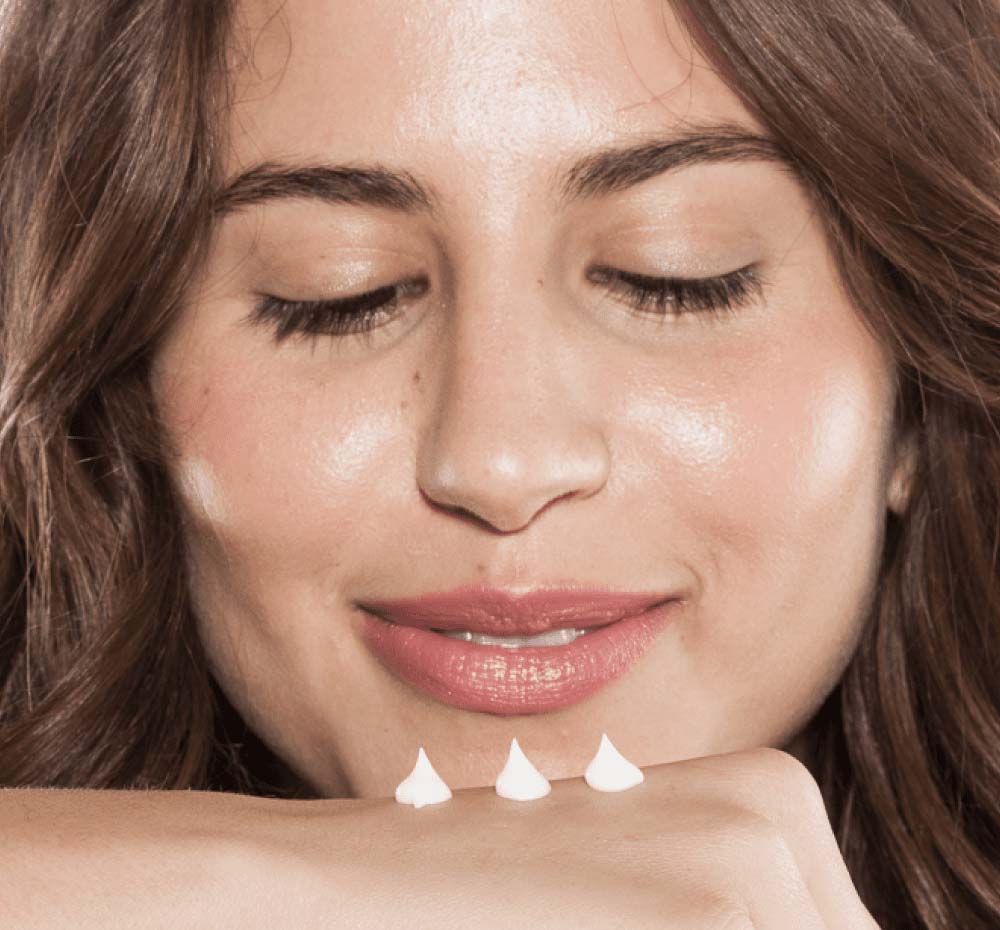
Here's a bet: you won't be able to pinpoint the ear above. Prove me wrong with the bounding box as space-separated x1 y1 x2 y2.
887 427 918 517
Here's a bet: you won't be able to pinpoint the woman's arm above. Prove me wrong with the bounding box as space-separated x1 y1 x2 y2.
0 786 288 929
0 749 880 930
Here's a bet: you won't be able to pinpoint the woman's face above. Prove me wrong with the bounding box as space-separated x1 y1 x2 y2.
151 0 912 798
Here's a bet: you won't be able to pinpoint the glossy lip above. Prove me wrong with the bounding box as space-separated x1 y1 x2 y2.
354 584 680 636
358 596 682 715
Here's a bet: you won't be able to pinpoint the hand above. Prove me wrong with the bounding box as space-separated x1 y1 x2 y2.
262 747 881 929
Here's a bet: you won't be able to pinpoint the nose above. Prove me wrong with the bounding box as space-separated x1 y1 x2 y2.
415 295 611 534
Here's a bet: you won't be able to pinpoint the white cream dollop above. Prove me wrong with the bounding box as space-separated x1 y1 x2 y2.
584 733 645 792
395 747 453 809
495 737 551 800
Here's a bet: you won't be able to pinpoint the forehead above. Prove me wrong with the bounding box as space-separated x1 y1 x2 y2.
224 0 761 184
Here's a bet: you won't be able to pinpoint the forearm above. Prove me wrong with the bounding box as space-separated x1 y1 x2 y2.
0 786 293 929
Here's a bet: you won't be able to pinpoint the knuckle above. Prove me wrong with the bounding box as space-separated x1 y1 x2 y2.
710 804 816 920
742 747 828 822
744 745 811 782
715 804 799 876
692 894 756 930
717 911 757 930
650 881 757 930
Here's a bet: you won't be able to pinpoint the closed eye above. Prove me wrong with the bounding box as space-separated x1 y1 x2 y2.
587 264 763 320
245 264 762 346
246 276 430 345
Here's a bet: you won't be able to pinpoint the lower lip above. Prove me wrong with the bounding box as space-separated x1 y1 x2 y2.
358 601 679 715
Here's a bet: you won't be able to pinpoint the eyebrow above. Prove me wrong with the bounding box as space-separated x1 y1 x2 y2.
213 123 792 219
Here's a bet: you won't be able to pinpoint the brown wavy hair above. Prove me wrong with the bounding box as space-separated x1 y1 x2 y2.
1 2 998 927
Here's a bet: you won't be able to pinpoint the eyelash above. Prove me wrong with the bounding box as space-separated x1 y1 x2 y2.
248 265 763 346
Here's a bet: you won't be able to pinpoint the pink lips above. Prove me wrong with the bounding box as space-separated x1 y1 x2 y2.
357 585 682 715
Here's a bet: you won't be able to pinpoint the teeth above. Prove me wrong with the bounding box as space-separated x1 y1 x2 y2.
434 627 595 648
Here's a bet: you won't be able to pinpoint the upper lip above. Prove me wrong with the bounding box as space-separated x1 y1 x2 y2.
356 584 681 636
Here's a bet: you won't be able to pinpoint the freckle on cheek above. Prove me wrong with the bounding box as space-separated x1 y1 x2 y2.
177 456 229 526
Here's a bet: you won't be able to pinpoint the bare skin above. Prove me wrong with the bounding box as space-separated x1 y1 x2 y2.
266 748 881 929
1 748 878 928
153 0 912 801
136 0 913 924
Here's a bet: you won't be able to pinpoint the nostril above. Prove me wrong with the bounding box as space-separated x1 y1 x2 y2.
419 487 540 535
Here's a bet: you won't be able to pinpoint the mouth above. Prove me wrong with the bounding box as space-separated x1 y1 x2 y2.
356 585 684 715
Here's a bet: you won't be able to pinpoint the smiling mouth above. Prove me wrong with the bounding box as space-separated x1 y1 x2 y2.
358 602 679 716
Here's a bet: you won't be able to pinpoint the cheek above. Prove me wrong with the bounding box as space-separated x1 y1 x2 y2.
726 365 888 546
156 353 401 577
721 365 889 707
175 455 230 526
612 319 894 748
619 318 893 646
624 355 890 545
